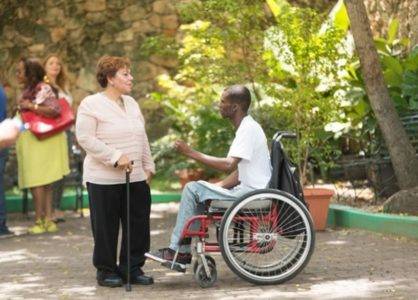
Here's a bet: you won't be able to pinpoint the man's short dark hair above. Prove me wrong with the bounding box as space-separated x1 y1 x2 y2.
223 85 251 113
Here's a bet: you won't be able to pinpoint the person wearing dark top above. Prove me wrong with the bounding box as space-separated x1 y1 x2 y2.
0 84 12 236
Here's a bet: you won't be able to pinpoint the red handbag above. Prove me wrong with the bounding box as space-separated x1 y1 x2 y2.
21 98 75 140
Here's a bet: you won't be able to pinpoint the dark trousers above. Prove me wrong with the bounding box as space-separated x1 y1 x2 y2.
0 149 8 228
87 180 151 275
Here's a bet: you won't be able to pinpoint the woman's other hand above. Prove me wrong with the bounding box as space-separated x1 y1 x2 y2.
145 170 153 185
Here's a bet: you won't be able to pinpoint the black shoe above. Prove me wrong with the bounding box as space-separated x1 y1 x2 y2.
130 273 154 285
120 267 154 285
96 271 123 288
0 227 13 237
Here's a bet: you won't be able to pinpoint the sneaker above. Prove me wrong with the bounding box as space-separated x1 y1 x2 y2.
44 220 58 233
28 219 46 235
154 247 192 264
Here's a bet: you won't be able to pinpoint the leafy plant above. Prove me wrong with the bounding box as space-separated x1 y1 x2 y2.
337 19 418 157
147 0 352 183
148 0 271 177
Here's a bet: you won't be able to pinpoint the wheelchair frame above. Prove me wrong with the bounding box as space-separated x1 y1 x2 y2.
146 132 315 288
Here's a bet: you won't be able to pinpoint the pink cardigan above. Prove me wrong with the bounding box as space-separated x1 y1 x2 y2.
76 92 155 185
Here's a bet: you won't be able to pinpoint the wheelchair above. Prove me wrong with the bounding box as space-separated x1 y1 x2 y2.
147 132 315 288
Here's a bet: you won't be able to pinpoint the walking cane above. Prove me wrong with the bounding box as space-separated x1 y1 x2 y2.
125 170 132 292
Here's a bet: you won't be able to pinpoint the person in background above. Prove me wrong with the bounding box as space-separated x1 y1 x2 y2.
43 54 73 223
0 84 13 237
16 58 70 234
76 55 155 287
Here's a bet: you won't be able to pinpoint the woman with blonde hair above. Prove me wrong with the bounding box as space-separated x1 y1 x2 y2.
16 57 70 234
43 54 73 105
43 54 73 222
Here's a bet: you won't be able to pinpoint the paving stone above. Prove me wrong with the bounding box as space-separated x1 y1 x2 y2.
0 203 417 299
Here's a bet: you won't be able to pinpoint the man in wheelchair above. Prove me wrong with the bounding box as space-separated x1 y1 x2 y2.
153 85 272 264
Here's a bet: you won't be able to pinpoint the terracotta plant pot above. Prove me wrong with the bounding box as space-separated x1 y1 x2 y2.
175 168 205 189
303 188 334 231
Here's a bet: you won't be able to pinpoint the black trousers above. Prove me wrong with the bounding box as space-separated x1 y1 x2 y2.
87 181 151 275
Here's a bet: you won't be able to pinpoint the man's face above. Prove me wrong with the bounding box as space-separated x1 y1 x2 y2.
219 94 237 119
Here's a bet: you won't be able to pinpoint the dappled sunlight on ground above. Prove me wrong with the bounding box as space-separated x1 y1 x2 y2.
0 249 29 263
60 285 97 297
150 229 167 236
0 207 417 299
0 282 45 299
151 202 180 213
325 240 347 245
150 212 164 219
207 278 398 299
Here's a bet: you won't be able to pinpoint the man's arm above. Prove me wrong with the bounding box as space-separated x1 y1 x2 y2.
174 140 240 172
213 170 239 189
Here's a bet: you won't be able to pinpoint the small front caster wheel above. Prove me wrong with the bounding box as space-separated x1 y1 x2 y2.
193 255 216 274
194 260 217 288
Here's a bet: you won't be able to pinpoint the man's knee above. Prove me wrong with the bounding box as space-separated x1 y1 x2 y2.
183 181 198 193
181 181 203 203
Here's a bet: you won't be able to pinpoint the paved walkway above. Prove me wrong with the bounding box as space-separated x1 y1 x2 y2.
1 202 417 299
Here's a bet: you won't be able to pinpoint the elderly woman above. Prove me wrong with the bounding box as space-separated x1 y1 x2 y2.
16 58 70 234
76 56 155 287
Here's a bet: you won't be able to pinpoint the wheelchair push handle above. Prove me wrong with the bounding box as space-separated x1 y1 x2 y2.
273 131 297 142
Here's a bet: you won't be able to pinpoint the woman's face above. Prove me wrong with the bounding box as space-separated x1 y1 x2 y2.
16 61 26 85
109 67 133 94
45 56 61 78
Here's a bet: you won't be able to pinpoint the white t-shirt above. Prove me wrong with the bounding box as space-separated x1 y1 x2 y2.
227 115 271 189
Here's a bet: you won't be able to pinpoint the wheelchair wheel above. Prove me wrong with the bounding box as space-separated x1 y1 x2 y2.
219 189 315 285
194 259 217 288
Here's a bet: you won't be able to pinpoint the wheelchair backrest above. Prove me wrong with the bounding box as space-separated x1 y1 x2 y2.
268 132 306 206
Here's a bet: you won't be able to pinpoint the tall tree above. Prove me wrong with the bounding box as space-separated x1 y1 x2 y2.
344 0 418 190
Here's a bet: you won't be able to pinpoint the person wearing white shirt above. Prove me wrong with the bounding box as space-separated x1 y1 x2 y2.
154 85 271 264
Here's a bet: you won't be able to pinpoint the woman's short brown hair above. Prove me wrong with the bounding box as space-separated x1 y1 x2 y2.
96 55 131 88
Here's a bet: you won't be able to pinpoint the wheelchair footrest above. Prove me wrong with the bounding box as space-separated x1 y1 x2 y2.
161 261 187 273
145 252 187 273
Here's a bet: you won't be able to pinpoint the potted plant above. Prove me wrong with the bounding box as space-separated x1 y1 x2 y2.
303 188 334 230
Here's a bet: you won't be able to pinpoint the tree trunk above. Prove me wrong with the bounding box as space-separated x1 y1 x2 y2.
345 0 418 190
409 0 418 49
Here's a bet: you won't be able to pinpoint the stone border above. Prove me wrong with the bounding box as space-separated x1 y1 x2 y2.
327 204 418 239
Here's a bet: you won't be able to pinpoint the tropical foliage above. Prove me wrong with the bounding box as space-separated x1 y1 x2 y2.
144 0 417 183
331 18 418 157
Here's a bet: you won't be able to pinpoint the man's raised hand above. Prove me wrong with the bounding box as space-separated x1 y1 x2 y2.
174 140 193 156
